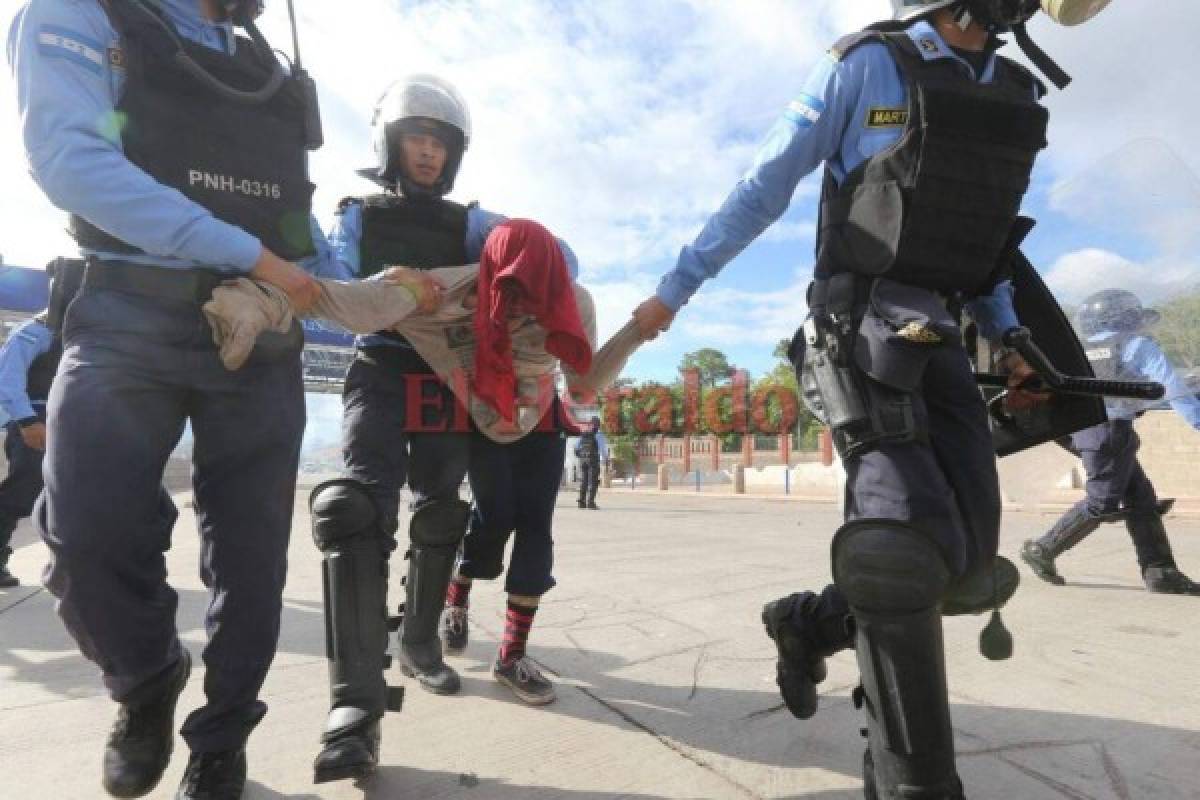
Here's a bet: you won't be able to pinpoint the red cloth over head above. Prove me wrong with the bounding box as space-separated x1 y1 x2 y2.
473 219 592 422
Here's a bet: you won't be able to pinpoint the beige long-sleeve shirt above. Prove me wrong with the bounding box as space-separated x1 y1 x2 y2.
201 266 642 442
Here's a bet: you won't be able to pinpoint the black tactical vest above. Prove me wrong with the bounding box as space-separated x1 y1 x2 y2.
816 30 1048 295
576 431 600 462
344 193 468 353
26 337 63 405
350 194 469 278
72 0 316 261
1084 333 1138 382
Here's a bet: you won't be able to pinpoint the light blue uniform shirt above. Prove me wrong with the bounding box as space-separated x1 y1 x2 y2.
594 431 609 462
7 0 340 277
1091 332 1200 428
329 199 579 348
573 430 608 462
0 317 55 421
656 20 1023 339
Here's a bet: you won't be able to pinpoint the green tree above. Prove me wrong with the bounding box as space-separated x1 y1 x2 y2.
679 348 733 388
1154 291 1200 368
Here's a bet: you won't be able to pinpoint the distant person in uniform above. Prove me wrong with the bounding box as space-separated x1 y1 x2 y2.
574 416 608 509
1022 289 1200 595
0 312 56 588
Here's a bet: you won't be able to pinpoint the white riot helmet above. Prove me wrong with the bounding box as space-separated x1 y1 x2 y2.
891 0 1111 25
891 0 962 21
367 74 472 197
890 0 1114 89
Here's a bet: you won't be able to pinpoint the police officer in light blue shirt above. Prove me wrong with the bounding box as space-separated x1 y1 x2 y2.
631 0 1092 795
308 75 579 783
1023 289 1200 595
9 1 335 796
0 314 55 588
573 417 607 509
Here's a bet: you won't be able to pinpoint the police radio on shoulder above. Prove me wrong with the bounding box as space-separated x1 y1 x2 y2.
127 0 322 149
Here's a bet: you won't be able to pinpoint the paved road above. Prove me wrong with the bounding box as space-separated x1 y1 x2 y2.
2 489 1197 799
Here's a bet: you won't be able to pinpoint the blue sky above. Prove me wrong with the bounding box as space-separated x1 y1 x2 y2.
2 0 1197 384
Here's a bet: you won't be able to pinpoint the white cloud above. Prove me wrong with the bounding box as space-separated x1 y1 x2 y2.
680 275 810 347
1044 248 1198 305
3 0 1198 379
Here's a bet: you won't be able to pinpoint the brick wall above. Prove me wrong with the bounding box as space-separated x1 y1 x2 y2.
1136 411 1200 499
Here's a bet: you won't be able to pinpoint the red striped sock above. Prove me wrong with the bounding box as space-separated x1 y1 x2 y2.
499 601 537 665
446 579 472 609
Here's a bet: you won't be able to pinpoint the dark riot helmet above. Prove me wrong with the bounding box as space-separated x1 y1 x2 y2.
1076 289 1161 336
365 75 472 198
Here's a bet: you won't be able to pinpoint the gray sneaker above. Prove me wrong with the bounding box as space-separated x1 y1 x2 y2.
493 656 556 705
441 606 468 655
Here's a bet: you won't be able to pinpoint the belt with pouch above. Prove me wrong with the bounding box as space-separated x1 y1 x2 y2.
82 259 304 363
82 259 226 303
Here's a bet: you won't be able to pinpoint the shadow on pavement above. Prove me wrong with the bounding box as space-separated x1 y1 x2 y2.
441 635 1198 798
0 582 326 700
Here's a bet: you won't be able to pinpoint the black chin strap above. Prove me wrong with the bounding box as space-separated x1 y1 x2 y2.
1012 21 1072 89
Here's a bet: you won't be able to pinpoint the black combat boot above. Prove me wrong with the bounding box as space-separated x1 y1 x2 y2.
313 720 380 785
760 591 847 719
103 651 191 798
0 546 17 588
1022 503 1105 586
175 749 247 800
1019 540 1064 586
1143 567 1200 596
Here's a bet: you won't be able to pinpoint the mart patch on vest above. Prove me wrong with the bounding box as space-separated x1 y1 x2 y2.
866 107 909 128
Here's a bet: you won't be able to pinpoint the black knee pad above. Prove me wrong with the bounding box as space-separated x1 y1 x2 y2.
832 519 950 613
310 479 378 552
409 499 470 549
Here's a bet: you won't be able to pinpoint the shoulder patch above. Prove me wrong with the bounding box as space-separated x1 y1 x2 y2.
784 94 825 128
37 25 106 74
865 106 909 128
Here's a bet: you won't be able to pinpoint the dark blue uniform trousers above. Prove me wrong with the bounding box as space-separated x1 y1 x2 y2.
460 429 566 597
0 415 46 555
36 288 305 753
340 347 470 543
810 344 1002 650
1050 420 1171 569
1069 421 1157 516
